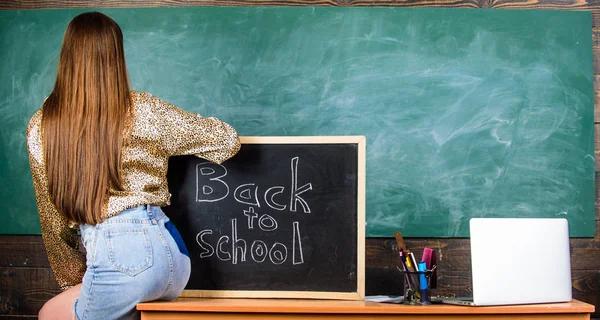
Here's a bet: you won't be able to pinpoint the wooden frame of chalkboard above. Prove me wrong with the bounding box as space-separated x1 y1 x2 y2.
168 136 366 300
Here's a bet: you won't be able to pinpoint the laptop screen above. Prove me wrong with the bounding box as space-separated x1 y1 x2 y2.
469 218 572 306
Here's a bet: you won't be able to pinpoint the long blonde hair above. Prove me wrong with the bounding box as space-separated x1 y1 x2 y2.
42 12 131 225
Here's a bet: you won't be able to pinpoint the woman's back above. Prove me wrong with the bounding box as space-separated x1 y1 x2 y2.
29 91 238 220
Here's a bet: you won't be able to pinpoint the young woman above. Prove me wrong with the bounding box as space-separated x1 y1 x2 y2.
26 12 240 320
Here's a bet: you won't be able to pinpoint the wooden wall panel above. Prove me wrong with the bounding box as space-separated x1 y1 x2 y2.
0 235 598 317
0 0 598 11
1 0 599 318
0 267 60 316
0 236 49 268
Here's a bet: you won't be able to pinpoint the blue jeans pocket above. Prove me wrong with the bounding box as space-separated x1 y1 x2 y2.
165 221 189 257
104 228 153 276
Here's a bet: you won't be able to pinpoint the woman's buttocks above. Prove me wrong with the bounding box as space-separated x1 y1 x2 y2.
79 205 190 302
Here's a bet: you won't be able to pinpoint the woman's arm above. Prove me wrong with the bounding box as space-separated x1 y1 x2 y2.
146 93 241 163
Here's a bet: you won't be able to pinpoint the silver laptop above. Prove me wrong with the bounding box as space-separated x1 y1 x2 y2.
442 218 572 306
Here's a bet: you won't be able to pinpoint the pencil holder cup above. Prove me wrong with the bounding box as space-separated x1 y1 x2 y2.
398 268 435 305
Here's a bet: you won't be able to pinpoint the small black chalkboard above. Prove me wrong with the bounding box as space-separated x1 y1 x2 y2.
164 136 366 300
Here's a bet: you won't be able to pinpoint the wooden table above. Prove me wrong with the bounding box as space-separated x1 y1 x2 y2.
138 298 595 319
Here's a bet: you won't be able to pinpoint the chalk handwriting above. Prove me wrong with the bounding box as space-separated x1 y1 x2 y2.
216 235 231 261
232 219 246 264
234 183 260 207
290 157 312 213
196 157 312 212
196 230 214 258
251 240 268 263
244 207 258 229
194 156 311 266
195 218 304 265
264 186 286 211
292 221 304 265
244 207 278 231
196 163 229 202
258 213 278 231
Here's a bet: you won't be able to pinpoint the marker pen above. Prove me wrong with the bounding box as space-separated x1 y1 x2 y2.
399 251 412 289
418 261 431 304
404 253 421 300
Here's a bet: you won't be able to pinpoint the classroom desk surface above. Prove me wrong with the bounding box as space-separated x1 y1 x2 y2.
137 298 595 320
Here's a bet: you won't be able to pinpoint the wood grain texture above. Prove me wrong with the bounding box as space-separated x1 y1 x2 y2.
137 297 595 313
594 28 600 76
0 236 49 268
0 0 595 10
595 126 599 171
136 298 595 320
0 267 60 316
596 172 600 205
140 314 592 320
572 270 600 304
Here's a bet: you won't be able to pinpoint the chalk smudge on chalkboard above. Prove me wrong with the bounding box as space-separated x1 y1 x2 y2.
0 7 593 237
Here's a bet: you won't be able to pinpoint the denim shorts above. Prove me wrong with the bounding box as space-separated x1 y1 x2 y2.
74 205 191 320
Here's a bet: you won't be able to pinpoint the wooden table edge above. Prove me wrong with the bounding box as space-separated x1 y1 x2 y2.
137 298 595 315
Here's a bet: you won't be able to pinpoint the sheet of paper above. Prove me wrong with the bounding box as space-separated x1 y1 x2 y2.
364 295 404 303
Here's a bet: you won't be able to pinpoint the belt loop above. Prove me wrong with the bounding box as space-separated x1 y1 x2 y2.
146 204 157 225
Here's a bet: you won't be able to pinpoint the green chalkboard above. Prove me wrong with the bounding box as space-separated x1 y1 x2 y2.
0 7 594 237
